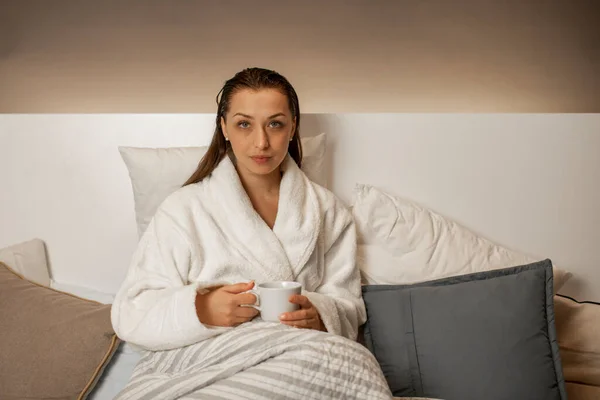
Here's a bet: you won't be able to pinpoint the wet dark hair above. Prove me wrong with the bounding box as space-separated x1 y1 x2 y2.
183 67 301 186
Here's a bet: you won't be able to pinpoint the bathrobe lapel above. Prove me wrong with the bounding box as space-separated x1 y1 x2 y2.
207 155 321 282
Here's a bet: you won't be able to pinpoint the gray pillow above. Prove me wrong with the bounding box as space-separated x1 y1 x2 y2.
362 259 566 400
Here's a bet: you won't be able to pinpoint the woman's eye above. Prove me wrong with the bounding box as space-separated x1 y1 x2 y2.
269 121 283 128
238 121 250 129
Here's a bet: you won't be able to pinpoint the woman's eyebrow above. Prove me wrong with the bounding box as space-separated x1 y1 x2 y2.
231 113 286 119
232 113 253 119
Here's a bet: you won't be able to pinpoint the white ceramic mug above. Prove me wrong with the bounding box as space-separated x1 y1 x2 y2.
247 281 302 322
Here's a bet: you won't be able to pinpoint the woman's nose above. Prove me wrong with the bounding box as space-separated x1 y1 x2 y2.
254 128 269 149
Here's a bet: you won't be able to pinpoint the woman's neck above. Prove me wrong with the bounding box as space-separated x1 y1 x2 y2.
236 166 282 198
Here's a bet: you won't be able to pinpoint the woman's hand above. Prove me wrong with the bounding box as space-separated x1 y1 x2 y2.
279 295 327 332
195 282 259 327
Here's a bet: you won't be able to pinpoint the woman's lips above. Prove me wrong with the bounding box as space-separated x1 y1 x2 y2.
251 156 271 164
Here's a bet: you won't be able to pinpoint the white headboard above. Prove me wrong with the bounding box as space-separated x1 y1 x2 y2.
1 114 598 301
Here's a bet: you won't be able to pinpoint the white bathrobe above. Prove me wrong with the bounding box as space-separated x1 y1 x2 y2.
111 155 366 351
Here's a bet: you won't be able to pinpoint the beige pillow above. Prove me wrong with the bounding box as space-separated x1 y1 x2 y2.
0 238 50 286
555 295 600 399
0 262 120 400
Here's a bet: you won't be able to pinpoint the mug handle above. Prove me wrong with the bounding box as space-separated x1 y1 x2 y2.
241 289 260 311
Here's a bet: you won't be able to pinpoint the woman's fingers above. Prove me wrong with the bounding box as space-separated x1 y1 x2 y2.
233 316 255 325
280 308 315 321
281 318 319 329
222 281 255 294
235 305 259 319
288 294 313 309
234 292 258 306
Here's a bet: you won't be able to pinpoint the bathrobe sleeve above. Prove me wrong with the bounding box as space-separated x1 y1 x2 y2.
304 205 367 340
111 200 229 351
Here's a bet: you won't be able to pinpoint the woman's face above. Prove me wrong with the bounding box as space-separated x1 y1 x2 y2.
221 88 296 179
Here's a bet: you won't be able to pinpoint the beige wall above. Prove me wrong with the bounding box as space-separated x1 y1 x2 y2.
1 0 598 113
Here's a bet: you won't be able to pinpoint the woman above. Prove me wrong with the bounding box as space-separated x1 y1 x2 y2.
111 68 391 399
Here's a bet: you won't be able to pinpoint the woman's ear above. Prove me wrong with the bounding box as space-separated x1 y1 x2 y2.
220 117 229 141
290 117 297 141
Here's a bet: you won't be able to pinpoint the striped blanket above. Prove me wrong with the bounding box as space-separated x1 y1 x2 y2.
115 321 392 399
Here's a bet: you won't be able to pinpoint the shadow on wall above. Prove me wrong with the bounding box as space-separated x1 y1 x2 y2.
301 114 343 192
0 0 599 113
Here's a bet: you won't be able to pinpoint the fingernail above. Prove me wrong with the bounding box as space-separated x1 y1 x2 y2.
280 314 286 320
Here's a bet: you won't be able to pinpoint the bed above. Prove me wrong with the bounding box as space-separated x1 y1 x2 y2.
1 113 599 399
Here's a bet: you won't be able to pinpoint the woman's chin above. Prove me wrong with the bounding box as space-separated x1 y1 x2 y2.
252 165 279 176
240 160 280 177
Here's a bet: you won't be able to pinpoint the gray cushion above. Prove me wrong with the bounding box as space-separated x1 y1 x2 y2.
362 259 566 400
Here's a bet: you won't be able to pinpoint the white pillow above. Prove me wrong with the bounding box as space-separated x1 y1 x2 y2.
352 184 572 293
120 133 327 238
0 238 50 286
